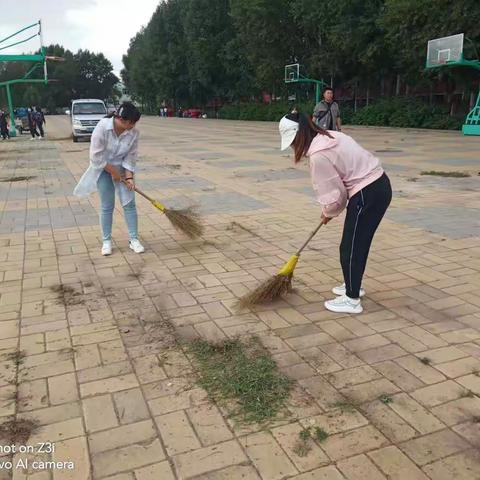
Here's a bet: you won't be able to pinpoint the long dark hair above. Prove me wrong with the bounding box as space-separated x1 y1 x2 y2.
286 111 333 163
107 102 141 123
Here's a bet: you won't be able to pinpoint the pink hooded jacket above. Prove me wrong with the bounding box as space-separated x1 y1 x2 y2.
307 131 384 217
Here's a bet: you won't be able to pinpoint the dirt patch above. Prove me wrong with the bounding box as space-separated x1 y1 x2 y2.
2 350 26 368
140 312 178 349
50 136 73 141
226 221 262 239
202 239 220 248
127 270 144 280
0 176 36 182
421 170 470 178
50 284 84 306
0 149 30 155
161 164 182 173
0 418 40 444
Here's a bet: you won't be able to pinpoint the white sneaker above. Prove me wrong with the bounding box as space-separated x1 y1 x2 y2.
325 295 363 314
30 137 35 141
101 241 112 256
129 239 145 253
332 283 366 298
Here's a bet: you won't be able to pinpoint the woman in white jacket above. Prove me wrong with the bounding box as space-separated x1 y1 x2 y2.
73 102 144 256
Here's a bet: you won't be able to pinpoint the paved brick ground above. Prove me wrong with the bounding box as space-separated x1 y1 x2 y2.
0 117 479 479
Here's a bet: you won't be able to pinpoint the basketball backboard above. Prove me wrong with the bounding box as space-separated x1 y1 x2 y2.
285 63 299 83
426 33 464 68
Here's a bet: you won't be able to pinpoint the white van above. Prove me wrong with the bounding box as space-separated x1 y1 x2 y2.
70 99 107 142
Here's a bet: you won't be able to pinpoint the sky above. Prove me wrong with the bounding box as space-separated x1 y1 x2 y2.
0 0 160 75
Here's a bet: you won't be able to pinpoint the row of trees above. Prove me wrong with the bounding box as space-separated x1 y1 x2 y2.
122 0 480 112
0 46 118 111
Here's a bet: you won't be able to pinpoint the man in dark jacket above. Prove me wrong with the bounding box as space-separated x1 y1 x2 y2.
28 107 39 140
35 107 46 138
0 109 9 140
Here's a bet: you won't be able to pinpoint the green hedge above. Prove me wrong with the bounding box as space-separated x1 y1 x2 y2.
347 97 462 130
218 97 463 130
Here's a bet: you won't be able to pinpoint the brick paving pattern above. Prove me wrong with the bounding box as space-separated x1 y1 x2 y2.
0 117 479 479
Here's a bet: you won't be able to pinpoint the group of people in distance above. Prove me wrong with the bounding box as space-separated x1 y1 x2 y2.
0 106 46 140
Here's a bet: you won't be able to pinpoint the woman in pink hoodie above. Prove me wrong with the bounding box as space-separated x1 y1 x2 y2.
279 112 392 314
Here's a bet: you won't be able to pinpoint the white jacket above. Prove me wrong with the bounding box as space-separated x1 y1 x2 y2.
73 117 139 206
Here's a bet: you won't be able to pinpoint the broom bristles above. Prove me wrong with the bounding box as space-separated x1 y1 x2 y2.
236 273 293 309
164 206 204 239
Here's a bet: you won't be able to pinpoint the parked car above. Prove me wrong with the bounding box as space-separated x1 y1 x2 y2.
70 99 107 142
184 108 202 118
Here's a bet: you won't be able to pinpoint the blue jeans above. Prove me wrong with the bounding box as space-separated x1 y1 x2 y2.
97 170 138 241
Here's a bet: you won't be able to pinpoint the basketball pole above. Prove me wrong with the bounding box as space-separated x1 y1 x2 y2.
0 20 55 137
284 64 327 105
426 34 480 136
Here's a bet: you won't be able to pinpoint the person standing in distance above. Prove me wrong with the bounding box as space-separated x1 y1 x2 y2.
313 87 341 132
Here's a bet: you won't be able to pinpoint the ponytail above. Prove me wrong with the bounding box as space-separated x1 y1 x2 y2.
286 111 333 163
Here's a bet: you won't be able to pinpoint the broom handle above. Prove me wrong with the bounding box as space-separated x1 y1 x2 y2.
295 220 325 256
121 180 155 203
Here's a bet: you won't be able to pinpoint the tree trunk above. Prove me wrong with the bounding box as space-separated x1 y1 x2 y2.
354 83 357 112
449 94 455 116
395 74 401 96
470 90 476 109
366 82 370 106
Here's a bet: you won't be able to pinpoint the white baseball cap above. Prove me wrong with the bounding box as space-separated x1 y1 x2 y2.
279 115 299 150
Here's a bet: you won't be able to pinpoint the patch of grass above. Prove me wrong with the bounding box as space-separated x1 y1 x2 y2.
313 427 329 443
299 427 312 441
421 170 470 178
189 337 292 424
0 418 40 444
380 395 393 405
420 357 432 365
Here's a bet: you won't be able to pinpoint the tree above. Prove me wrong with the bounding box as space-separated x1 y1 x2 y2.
0 45 118 111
